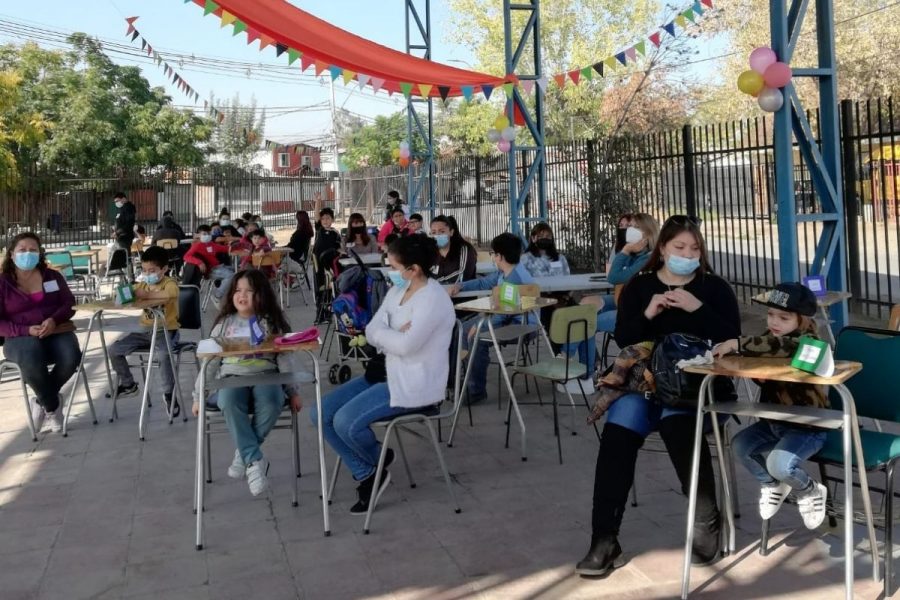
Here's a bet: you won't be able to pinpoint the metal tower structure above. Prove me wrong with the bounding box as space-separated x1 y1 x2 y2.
503 0 547 237
405 0 435 216
771 0 847 329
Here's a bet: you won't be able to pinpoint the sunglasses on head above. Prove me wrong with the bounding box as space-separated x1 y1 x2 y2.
664 215 702 227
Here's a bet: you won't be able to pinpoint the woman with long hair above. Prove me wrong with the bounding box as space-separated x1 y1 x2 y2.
520 222 570 277
342 212 379 255
429 215 477 284
288 210 315 264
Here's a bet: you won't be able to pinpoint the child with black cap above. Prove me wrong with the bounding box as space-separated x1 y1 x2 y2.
712 282 829 529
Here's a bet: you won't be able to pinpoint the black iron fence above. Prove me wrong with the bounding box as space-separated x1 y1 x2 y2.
0 166 335 247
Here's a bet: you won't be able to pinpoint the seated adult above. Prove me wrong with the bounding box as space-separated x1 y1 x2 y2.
377 207 408 247
287 210 314 264
429 215 476 284
0 232 81 434
154 210 186 239
448 232 534 404
310 235 454 514
520 222 570 277
342 212 379 255
576 215 740 576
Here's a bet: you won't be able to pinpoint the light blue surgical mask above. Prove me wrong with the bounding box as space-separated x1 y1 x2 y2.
13 251 39 271
387 270 408 289
220 219 230 227
666 254 700 276
144 273 161 285
199 234 212 243
433 234 449 249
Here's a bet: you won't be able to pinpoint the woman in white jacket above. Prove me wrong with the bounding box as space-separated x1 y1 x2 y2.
310 234 455 515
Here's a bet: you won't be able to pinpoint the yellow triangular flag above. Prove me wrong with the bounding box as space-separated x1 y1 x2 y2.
604 56 617 70
674 15 687 28
220 11 237 27
342 70 356 85
418 83 433 98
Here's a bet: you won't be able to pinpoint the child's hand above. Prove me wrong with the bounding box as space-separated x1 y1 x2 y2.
191 401 200 417
447 284 461 297
399 321 412 333
134 287 148 299
289 394 303 413
712 339 739 358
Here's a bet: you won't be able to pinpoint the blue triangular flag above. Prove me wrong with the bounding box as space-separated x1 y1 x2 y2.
328 66 342 80
615 52 627 66
481 84 493 100
461 85 473 101
693 0 704 15
663 22 676 37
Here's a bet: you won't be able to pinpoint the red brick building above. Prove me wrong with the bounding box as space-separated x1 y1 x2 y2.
271 143 322 176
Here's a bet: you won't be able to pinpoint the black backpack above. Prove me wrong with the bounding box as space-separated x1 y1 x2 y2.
650 333 712 408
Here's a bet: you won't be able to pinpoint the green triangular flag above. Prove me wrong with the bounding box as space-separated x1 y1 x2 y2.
232 20 247 35
635 41 646 56
203 0 219 16
502 82 514 97
580 66 593 81
682 8 697 23
287 49 301 65
399 82 413 98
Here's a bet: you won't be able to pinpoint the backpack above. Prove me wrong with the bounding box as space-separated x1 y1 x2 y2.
650 333 712 408
331 290 370 334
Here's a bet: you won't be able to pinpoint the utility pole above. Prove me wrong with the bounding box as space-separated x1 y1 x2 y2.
329 78 340 215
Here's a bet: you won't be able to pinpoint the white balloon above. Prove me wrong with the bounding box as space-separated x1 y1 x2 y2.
501 126 517 142
399 141 410 150
487 129 502 143
757 87 784 113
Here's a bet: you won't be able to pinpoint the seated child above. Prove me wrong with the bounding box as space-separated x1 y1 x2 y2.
108 246 182 415
240 230 275 277
182 224 234 298
714 282 829 529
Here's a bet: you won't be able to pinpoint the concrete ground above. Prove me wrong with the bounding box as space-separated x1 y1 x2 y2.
0 283 891 600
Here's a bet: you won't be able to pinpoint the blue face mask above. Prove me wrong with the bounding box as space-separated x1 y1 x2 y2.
433 234 449 249
13 251 39 271
144 273 161 285
199 234 212 243
666 254 700 276
387 270 408 289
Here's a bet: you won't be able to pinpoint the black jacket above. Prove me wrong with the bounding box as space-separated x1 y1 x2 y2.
114 201 136 245
153 217 186 243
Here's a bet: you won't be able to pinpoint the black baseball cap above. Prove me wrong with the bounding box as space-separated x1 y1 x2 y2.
751 282 817 317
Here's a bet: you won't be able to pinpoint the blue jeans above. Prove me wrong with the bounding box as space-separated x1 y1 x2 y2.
562 296 617 374
3 332 82 413
606 392 693 438
217 383 285 464
310 376 415 481
211 265 234 299
732 420 826 490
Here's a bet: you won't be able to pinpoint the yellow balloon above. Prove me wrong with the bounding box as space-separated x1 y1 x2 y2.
391 148 400 158
737 70 765 96
493 115 510 131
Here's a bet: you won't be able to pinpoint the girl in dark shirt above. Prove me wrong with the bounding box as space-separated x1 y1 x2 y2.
429 215 477 284
576 215 741 578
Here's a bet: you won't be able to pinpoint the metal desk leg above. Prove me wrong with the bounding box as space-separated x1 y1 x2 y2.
137 314 160 441
488 319 527 461
680 375 713 599
709 403 736 556
159 320 183 424
448 316 485 447
63 309 101 436
194 358 210 550
306 352 330 537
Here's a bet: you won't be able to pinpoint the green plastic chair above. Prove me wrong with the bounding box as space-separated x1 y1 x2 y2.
45 251 77 281
512 303 600 464
814 326 900 598
65 244 91 276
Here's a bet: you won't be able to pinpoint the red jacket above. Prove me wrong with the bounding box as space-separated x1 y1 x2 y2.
183 241 230 270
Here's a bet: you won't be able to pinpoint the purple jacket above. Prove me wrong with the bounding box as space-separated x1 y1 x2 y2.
0 268 76 338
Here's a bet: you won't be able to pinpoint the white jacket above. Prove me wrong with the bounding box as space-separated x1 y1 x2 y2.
365 278 455 408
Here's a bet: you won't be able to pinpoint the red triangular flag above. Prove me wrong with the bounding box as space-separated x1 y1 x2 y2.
649 31 662 47
300 55 314 72
245 27 260 44
314 61 328 76
511 102 526 127
568 69 580 85
701 0 713 7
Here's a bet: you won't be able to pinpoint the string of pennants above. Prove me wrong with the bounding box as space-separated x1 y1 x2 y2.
183 0 714 102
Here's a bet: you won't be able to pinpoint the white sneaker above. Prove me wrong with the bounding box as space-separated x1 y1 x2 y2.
227 449 246 479
797 481 828 529
557 377 594 395
28 397 45 433
758 482 791 520
246 459 270 496
43 411 63 434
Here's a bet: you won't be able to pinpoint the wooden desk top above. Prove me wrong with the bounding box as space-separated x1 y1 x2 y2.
68 249 101 258
197 337 319 358
683 355 862 386
454 295 557 315
74 298 167 313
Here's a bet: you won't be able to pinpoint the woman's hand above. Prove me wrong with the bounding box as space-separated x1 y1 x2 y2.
621 238 648 255
664 288 703 313
399 321 412 333
712 339 739 358
28 324 42 337
289 394 303 413
36 318 56 338
644 294 670 320
192 401 200 417
447 284 461 297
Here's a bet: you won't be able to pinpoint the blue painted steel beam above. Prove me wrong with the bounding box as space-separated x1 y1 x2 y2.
503 0 547 238
405 0 435 217
771 0 847 329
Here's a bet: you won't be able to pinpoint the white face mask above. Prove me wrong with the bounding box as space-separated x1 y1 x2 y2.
625 226 643 244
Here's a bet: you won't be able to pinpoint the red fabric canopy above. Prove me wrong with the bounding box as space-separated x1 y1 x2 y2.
194 0 508 98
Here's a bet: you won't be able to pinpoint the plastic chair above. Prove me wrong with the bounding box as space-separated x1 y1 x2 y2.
808 326 900 598
64 244 92 277
251 251 286 308
100 247 129 289
46 252 89 289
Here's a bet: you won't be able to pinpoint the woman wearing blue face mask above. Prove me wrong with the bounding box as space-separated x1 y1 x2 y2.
311 234 455 515
429 215 476 284
0 232 81 434
576 215 741 578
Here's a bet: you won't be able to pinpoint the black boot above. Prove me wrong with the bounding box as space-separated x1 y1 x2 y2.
576 534 625 577
658 414 722 566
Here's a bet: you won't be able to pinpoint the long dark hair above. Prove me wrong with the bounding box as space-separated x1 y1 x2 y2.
2 232 47 277
346 212 371 247
525 222 560 261
431 214 473 255
295 210 314 237
213 269 291 334
643 216 714 275
387 234 439 277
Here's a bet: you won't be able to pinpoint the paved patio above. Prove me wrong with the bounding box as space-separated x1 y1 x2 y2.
0 292 890 599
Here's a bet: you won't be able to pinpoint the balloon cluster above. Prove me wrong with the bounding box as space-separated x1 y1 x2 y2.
736 47 793 113
393 141 411 167
486 115 516 152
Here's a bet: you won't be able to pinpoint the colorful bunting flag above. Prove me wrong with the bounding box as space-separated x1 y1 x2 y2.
693 0 704 14
417 83 433 98
553 74 566 88
370 78 386 93
275 43 288 57
287 49 301 65
580 66 594 81
328 66 342 80
343 70 357 85
357 74 370 88
682 8 697 22
701 0 713 7
259 35 274 50
568 70 580 85
246 28 260 44
625 47 637 61
674 15 687 27
399 82 413 98
502 82 515 97
437 86 451 102
592 62 604 77
615 52 627 66
535 76 548 91
521 79 535 94
604 56 617 70
635 41 646 56
300 55 314 72
481 84 493 99
649 31 662 47
203 0 219 16
232 21 247 35
220 11 236 27
460 85 474 101
313 61 328 76
663 22 676 37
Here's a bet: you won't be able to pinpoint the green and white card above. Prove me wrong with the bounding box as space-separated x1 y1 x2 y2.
790 335 835 377
115 283 135 306
498 282 520 308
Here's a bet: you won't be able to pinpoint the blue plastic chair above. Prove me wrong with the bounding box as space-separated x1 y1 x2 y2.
64 244 91 276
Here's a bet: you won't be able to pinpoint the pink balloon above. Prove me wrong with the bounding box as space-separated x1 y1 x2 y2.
763 62 793 88
749 47 777 74
497 139 511 152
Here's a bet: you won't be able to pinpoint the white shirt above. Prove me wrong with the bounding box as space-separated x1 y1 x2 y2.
365 278 455 408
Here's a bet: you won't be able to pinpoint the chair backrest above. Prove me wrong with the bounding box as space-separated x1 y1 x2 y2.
65 244 91 270
130 240 143 253
156 238 178 250
46 252 75 279
889 304 900 331
548 304 597 346
178 285 203 334
832 326 900 422
106 247 128 272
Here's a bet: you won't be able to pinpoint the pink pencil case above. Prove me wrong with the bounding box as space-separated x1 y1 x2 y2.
274 327 320 346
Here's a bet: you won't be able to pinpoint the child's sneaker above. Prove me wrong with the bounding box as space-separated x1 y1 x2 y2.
115 382 139 397
246 459 270 496
43 410 62 433
164 393 180 418
758 481 791 520
28 397 45 433
797 481 828 529
227 449 246 479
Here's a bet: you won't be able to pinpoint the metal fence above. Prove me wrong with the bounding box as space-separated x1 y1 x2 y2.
0 166 335 247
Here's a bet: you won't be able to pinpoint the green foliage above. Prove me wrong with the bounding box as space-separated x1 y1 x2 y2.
342 111 424 170
0 35 212 176
209 93 266 168
435 100 499 156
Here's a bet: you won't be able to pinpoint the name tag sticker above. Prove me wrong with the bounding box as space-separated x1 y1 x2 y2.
43 280 60 293
550 261 562 269
206 246 213 253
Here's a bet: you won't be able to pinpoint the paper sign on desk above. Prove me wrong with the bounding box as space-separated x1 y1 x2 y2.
115 284 135 306
791 335 835 377
498 282 520 308
802 275 827 297
197 338 223 354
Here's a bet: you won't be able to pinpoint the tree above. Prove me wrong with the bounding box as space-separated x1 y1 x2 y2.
341 111 425 170
435 100 498 156
209 93 266 168
0 70 47 185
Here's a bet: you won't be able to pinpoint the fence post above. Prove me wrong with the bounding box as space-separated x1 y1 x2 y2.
586 139 598 267
840 99 862 310
475 155 483 244
682 124 698 218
